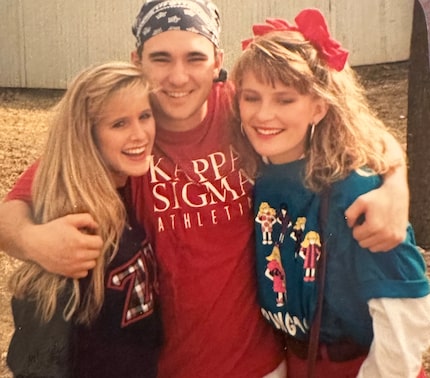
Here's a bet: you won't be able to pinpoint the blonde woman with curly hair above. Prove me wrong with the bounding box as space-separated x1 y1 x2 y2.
230 8 430 378
7 61 162 378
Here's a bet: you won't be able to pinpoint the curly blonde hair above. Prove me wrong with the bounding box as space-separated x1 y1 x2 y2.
9 62 152 325
230 31 402 192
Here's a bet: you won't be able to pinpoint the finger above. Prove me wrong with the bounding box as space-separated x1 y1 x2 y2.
66 213 99 233
368 243 391 253
78 233 104 252
58 257 97 278
363 239 392 253
344 200 365 228
64 258 98 278
355 233 381 250
76 258 98 270
352 227 380 249
354 229 400 252
351 222 371 244
367 237 404 252
71 270 90 279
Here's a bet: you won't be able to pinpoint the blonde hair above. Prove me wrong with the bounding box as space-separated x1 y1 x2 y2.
301 231 321 248
230 31 399 192
266 244 281 262
257 202 276 217
9 61 152 325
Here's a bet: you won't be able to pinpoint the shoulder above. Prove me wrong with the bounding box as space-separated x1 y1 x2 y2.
207 81 236 129
331 169 382 209
212 80 235 103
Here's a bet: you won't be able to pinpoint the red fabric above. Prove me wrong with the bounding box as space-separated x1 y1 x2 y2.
286 348 366 378
6 83 284 377
131 82 284 378
242 9 349 71
5 161 39 203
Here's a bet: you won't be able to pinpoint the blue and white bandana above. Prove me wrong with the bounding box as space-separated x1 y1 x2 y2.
132 0 221 49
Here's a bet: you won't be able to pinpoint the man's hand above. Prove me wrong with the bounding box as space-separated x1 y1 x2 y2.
345 131 409 252
345 184 408 252
22 213 103 278
0 200 103 278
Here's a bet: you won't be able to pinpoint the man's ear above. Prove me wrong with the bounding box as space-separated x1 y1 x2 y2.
213 49 224 80
131 50 141 67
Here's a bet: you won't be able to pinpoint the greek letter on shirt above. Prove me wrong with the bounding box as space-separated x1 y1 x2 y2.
107 241 157 327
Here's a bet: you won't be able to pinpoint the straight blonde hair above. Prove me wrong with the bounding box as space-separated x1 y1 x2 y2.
9 62 152 325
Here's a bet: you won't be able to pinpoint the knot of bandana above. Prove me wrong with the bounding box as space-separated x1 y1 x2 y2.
241 8 349 71
132 0 221 49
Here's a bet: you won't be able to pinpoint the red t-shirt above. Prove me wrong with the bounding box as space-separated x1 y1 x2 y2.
7 82 284 378
5 161 38 203
131 82 283 378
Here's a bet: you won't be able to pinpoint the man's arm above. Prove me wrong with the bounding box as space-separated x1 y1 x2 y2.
0 200 103 278
345 132 409 252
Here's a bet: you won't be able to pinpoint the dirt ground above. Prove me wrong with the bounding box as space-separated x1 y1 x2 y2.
0 61 429 376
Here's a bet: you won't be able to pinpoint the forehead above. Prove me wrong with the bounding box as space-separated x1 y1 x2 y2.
142 30 215 57
239 68 313 97
241 70 292 91
99 84 149 113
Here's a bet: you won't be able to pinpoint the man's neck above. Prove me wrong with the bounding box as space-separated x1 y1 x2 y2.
157 102 208 132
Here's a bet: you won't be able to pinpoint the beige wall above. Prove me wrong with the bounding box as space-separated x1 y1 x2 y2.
0 0 413 89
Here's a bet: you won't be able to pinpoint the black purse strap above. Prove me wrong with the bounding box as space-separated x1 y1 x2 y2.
307 186 331 378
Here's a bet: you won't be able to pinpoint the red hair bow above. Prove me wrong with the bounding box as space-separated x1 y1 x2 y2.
241 8 349 71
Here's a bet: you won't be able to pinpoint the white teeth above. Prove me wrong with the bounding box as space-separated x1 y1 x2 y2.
167 91 188 98
256 128 282 135
124 147 145 155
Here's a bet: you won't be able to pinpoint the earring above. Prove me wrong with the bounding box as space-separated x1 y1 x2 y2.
262 156 270 164
309 123 316 142
240 122 245 136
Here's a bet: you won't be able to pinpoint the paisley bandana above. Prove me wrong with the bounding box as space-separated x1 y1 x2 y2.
132 0 221 49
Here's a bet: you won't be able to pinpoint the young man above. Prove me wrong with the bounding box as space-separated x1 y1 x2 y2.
0 1 410 377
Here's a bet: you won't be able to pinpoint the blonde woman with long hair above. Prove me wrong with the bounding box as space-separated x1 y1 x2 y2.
7 61 162 378
231 8 430 378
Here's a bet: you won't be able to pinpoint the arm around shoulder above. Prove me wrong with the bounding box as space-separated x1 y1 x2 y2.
345 133 409 252
0 200 35 261
0 200 103 278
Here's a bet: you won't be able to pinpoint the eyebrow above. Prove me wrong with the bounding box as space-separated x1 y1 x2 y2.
241 87 299 97
188 51 209 59
147 51 170 60
147 51 209 60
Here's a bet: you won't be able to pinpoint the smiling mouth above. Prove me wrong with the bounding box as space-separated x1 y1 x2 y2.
165 91 190 98
255 127 282 136
123 146 146 156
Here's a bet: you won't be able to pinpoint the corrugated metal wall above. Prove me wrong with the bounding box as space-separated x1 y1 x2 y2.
0 0 413 89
